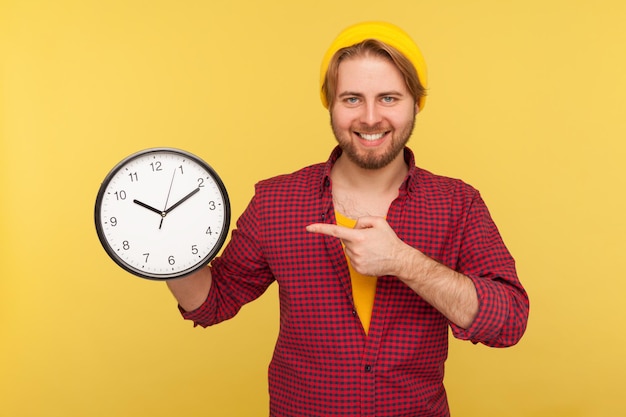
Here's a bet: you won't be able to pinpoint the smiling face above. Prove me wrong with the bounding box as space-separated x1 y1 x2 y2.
330 54 418 170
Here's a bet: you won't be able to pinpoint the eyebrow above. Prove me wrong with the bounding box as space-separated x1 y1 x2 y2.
338 90 405 98
338 91 364 98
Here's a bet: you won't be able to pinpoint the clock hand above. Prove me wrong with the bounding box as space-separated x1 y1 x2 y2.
163 167 177 212
133 199 165 216
164 187 201 215
158 167 180 230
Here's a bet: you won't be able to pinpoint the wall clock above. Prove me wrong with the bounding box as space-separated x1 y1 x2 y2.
95 148 230 280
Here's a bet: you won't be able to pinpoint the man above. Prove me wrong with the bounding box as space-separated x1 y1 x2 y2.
167 21 529 417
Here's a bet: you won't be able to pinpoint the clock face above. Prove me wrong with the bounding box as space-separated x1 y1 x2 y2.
95 148 230 280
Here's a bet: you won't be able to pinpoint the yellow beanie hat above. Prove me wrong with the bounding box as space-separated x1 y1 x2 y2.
319 21 428 110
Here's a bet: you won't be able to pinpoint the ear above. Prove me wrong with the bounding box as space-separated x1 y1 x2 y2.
415 102 420 115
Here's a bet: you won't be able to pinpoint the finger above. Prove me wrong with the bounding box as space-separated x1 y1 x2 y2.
306 223 356 239
353 216 385 230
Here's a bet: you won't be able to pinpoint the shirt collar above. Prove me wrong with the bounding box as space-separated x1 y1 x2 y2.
320 146 419 197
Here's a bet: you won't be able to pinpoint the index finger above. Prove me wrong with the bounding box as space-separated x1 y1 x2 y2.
306 223 356 240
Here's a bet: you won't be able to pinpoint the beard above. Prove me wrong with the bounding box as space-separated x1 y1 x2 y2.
330 115 416 170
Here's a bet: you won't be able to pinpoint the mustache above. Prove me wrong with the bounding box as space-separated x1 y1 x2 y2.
353 123 390 133
329 114 389 133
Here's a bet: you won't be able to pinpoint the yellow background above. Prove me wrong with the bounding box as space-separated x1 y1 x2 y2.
2 1 625 416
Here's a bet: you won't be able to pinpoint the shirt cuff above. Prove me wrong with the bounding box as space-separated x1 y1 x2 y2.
177 293 215 328
449 274 510 345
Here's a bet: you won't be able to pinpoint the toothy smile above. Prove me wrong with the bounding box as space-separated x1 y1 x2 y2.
357 132 387 141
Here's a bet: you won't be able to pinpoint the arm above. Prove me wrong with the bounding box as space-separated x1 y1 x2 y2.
308 182 529 346
307 216 478 329
168 190 276 327
394 241 478 329
166 266 213 312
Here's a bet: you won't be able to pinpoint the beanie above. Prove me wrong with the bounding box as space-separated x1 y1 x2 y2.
319 21 428 110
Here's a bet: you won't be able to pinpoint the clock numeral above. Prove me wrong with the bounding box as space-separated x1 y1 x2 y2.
206 226 213 235
128 172 139 182
191 245 198 255
143 253 150 263
178 165 184 175
109 217 117 226
114 190 127 200
122 240 130 250
168 255 175 265
208 201 216 210
150 161 163 172
197 177 205 187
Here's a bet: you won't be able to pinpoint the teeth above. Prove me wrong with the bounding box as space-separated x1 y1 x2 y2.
359 132 385 141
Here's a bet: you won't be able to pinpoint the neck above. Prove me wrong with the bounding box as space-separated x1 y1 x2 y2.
330 150 409 219
331 150 408 193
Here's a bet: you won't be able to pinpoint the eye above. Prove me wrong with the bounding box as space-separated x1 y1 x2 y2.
381 96 395 103
344 97 360 105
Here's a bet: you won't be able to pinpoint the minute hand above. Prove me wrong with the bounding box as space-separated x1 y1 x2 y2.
164 187 200 215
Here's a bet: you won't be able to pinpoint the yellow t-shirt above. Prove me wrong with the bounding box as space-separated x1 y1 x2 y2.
335 211 378 334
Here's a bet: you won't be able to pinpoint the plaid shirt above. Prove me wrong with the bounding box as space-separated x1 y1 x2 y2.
181 146 529 417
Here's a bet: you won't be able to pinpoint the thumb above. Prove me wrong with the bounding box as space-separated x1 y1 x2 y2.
353 216 383 230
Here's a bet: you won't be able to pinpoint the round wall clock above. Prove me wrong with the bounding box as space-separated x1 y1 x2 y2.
94 148 230 280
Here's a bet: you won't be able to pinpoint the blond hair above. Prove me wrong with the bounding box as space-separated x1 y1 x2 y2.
321 39 427 110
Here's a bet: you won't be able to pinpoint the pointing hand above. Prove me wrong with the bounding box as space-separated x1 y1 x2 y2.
306 216 408 277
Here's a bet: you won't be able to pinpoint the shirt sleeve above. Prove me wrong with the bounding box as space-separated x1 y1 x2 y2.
448 191 529 347
179 191 276 327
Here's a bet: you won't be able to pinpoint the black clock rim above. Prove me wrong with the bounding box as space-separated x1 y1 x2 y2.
94 147 231 281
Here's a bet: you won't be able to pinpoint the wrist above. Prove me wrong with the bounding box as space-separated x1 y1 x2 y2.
394 244 426 282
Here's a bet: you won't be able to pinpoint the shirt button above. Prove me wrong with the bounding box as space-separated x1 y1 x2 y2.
352 309 357 316
364 365 372 373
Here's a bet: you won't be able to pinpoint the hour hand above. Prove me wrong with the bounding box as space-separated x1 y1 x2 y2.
133 199 164 216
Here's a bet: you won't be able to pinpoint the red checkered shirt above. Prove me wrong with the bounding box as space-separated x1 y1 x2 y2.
181 146 529 417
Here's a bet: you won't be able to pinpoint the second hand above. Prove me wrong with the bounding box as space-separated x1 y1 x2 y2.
160 167 178 230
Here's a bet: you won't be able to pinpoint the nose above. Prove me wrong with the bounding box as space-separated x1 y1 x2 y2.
360 101 383 126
